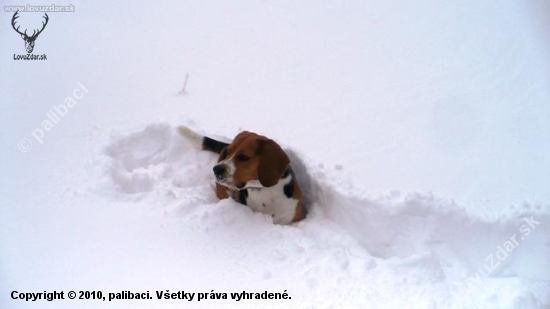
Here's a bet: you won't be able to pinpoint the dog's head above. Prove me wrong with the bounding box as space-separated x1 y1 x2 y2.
213 131 289 190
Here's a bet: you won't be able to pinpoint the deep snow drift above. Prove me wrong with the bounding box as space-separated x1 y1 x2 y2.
98 122 550 308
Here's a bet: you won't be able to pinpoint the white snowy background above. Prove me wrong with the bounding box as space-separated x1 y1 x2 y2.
1 0 549 308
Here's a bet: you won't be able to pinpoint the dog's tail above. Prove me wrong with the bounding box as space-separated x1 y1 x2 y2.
177 126 229 154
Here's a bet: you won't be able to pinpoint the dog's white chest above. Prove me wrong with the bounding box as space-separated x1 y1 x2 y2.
245 178 298 225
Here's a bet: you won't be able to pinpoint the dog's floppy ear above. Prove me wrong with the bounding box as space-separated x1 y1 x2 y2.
257 138 290 187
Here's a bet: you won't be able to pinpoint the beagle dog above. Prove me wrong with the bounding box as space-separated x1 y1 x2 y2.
178 126 306 224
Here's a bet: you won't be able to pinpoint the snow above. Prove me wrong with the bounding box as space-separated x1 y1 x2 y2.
1 0 549 308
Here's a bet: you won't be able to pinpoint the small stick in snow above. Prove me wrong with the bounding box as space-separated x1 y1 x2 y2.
181 73 190 94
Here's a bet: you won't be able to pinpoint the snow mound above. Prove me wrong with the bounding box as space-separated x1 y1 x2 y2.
99 123 550 308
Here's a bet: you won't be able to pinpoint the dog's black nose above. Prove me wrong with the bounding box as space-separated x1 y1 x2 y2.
213 165 226 177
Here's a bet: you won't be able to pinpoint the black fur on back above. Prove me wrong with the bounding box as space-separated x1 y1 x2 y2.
202 136 229 154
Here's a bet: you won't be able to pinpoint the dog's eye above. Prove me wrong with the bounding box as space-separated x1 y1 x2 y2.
236 154 250 162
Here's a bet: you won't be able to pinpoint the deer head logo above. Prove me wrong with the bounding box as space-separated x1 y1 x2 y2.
11 11 49 54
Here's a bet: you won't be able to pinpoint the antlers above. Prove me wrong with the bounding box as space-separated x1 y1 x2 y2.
11 11 24 36
11 11 49 39
34 13 49 38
